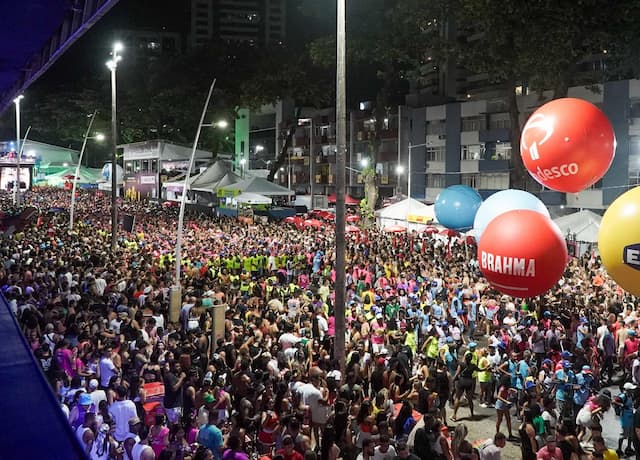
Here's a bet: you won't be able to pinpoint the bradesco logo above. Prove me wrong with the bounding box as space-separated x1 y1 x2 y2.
535 163 580 182
623 243 640 271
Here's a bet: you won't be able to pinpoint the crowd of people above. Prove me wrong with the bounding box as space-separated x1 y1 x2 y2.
5 187 640 460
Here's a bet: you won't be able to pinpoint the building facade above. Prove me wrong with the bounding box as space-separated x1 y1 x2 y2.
405 79 640 210
189 0 286 48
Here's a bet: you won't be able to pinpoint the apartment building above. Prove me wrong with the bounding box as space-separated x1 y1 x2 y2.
189 0 286 48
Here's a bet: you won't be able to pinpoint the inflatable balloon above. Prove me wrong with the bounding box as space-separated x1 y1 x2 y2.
434 185 482 231
478 210 567 298
473 189 550 241
520 98 615 193
599 187 640 295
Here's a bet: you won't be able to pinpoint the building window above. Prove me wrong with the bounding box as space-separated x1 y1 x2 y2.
494 142 512 160
461 116 484 132
488 114 511 129
462 173 509 190
426 146 446 162
426 120 445 136
427 174 446 188
461 144 483 160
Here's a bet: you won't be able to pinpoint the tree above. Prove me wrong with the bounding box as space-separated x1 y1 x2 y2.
448 0 640 190
305 0 441 197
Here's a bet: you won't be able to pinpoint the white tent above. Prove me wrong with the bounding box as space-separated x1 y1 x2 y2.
233 192 272 205
219 176 294 196
553 209 601 243
375 197 437 231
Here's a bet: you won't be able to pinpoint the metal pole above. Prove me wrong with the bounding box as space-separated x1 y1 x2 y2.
397 105 402 196
70 111 97 230
175 78 217 287
110 53 119 250
14 95 23 206
408 142 412 200
309 119 314 209
334 0 347 377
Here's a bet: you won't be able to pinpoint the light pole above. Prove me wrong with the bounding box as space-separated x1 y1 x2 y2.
70 111 104 229
106 42 123 251
334 0 347 377
298 118 315 209
13 94 24 206
395 164 405 196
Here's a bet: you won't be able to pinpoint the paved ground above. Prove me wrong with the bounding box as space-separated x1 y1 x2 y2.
451 384 625 459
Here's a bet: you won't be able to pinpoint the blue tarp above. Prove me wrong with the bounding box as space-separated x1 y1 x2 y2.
0 294 87 458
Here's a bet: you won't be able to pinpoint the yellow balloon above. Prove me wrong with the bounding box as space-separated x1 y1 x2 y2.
599 186 640 295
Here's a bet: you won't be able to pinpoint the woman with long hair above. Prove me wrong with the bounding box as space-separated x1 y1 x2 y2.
518 409 538 460
320 424 340 460
393 401 416 439
451 352 484 422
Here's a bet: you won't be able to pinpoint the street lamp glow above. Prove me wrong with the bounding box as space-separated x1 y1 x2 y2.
360 158 369 168
255 145 264 152
13 95 24 104
94 133 106 141
215 120 228 129
396 165 405 174
113 42 124 53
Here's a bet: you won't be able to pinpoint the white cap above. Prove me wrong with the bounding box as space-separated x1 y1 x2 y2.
89 379 99 390
624 382 637 390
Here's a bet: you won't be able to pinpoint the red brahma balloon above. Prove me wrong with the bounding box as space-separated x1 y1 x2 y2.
478 210 568 298
520 98 615 193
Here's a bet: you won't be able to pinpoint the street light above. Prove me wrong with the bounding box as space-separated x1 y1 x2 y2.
70 111 105 229
106 41 123 250
13 94 24 206
360 158 370 169
255 145 264 152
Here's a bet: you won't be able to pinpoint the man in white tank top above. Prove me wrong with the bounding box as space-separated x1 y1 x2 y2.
76 411 96 456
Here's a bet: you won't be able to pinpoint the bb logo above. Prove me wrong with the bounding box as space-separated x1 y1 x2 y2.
623 243 640 271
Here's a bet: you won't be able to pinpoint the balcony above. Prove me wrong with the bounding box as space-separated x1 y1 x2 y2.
460 159 510 173
478 127 511 143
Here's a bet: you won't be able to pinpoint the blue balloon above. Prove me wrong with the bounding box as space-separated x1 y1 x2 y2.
473 189 550 241
434 185 483 231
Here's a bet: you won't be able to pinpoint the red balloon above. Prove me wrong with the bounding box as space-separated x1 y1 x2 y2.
520 98 615 193
478 210 567 298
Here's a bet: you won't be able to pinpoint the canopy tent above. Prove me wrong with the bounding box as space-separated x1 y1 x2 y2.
327 193 359 205
233 192 272 205
219 176 294 196
553 209 602 243
42 166 102 187
375 197 437 232
193 171 242 192
162 160 235 192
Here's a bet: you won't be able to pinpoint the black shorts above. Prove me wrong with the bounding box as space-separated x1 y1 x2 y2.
457 377 474 391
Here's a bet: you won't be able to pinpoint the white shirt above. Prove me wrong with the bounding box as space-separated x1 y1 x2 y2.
373 445 397 460
317 315 328 339
109 399 138 442
279 332 302 350
90 389 108 408
297 383 328 424
99 357 117 388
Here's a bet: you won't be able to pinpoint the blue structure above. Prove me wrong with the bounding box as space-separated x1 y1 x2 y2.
0 294 87 458
0 0 121 113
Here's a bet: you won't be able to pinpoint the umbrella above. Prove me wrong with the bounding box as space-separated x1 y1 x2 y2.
385 225 407 233
423 226 439 234
393 403 422 422
346 225 360 233
303 219 323 229
284 216 300 224
439 228 460 237
346 215 360 223
464 235 477 245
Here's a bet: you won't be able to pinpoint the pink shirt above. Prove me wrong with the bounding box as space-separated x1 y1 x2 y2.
536 446 562 460
55 348 75 377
